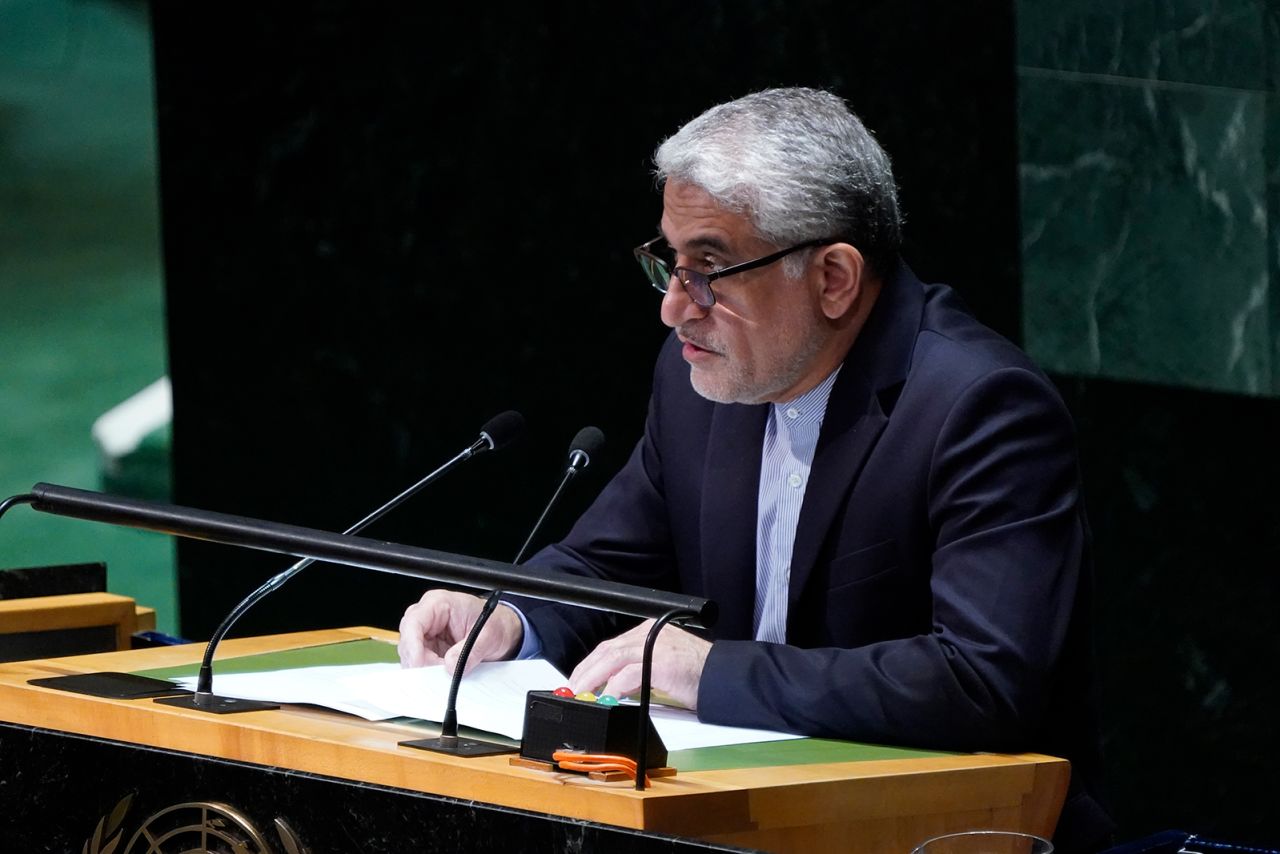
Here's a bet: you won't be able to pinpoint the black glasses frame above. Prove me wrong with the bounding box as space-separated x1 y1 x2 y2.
632 234 837 308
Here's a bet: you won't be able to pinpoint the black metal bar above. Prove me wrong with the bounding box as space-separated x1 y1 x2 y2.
24 483 717 629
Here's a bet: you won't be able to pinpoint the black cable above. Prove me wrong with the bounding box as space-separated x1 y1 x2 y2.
0 493 36 521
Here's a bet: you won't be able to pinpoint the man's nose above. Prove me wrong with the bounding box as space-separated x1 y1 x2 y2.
660 276 709 329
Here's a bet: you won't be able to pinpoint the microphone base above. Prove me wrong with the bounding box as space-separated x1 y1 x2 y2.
154 692 280 714
399 735 517 757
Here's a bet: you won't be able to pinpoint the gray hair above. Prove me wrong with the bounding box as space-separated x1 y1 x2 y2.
653 87 902 278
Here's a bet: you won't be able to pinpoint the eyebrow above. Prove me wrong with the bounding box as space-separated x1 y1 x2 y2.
687 235 731 256
658 226 732 258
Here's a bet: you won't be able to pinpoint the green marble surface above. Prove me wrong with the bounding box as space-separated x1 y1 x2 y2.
1017 0 1274 90
1019 75 1271 394
1017 0 1279 397
1268 82 1280 378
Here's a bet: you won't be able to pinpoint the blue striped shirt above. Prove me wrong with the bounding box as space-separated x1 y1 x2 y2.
512 367 841 658
753 368 840 643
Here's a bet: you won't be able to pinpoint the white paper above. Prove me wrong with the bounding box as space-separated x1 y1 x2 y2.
646 704 803 751
340 659 568 739
174 663 404 721
173 659 803 750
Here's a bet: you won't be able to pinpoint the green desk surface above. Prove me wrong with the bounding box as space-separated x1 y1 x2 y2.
134 637 952 772
134 637 400 680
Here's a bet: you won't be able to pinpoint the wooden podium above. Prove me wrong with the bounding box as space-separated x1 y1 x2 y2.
0 627 1069 853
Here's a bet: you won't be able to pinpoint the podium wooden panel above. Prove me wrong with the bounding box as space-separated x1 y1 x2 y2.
0 627 1069 853
0 591 145 663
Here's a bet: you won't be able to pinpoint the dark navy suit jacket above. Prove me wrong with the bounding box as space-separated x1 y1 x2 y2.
516 263 1109 849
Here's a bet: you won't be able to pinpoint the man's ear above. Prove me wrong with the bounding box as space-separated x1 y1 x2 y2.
814 243 866 320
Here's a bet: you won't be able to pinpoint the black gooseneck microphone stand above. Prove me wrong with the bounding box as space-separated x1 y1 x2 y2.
160 410 526 713
401 426 605 756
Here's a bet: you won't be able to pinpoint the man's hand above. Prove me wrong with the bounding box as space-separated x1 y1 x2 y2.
398 589 523 674
568 620 711 710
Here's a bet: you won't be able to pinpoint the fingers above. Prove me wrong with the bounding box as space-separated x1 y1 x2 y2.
441 640 483 677
600 662 646 701
400 590 525 671
568 620 710 710
397 597 436 668
569 620 653 696
397 590 481 668
440 601 525 674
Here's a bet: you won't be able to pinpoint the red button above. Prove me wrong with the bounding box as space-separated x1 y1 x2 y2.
553 686 574 698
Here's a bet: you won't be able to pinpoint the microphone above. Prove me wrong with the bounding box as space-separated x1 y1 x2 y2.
171 409 525 713
566 426 604 471
403 425 605 757
513 426 604 565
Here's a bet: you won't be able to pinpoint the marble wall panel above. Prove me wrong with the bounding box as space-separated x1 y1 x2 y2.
1019 74 1271 395
1268 2 1280 375
1017 0 1269 89
1018 0 1278 397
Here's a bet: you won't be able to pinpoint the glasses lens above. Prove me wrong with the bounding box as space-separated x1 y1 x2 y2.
635 237 676 293
675 269 714 308
637 252 670 292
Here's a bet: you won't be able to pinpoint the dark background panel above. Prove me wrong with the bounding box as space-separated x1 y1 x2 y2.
1059 376 1280 845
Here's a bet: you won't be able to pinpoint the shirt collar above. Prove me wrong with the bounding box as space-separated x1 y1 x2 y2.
771 366 841 426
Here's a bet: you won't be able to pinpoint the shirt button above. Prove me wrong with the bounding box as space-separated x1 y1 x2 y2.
786 407 800 419
788 472 803 488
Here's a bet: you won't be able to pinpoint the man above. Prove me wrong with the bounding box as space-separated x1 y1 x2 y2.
400 88 1110 851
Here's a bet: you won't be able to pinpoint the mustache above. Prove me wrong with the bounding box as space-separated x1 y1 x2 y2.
677 324 720 353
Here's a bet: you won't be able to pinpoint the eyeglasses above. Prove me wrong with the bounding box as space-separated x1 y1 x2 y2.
633 234 836 308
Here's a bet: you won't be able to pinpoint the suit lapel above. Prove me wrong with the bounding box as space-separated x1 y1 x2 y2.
785 264 926 626
785 378 887 618
699 402 768 641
